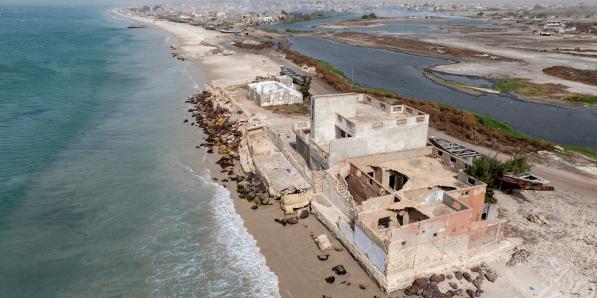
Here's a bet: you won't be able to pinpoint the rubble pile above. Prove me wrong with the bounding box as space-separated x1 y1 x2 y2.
189 91 242 168
187 91 271 209
403 263 498 298
506 248 531 267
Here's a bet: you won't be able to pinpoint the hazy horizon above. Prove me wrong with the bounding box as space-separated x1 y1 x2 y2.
0 0 594 8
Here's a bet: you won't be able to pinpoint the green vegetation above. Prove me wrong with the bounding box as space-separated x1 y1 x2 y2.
466 155 531 202
564 95 597 105
561 145 597 159
298 76 312 98
362 13 378 20
316 60 347 78
285 12 327 23
258 27 279 33
473 113 530 140
495 78 541 95
284 28 314 34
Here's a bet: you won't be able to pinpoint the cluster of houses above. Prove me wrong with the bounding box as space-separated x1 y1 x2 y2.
242 71 509 292
127 6 289 30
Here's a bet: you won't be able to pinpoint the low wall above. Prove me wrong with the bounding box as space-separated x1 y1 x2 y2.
265 126 313 185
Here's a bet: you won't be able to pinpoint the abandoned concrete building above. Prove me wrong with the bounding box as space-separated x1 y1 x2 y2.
293 93 429 170
310 147 505 292
247 80 303 107
288 92 507 292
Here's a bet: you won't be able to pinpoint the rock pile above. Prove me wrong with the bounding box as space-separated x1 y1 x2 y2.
403 263 498 298
188 91 272 209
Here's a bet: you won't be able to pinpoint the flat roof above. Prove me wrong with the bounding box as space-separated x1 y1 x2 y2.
354 155 465 193
347 101 408 124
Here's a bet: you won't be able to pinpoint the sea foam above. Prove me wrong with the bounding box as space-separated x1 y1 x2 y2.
208 183 280 297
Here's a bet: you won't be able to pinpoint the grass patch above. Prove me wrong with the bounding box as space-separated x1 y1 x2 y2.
561 145 597 159
257 27 279 33
473 113 530 140
315 60 346 78
285 28 314 34
564 95 597 105
495 78 541 95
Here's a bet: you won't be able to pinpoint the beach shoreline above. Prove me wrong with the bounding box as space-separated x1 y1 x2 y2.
114 9 597 298
114 9 390 298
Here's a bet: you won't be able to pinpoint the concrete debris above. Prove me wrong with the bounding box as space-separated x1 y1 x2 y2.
315 234 332 251
526 213 549 226
507 248 531 267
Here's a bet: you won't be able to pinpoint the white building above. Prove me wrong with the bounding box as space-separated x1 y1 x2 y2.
294 93 429 170
247 81 303 107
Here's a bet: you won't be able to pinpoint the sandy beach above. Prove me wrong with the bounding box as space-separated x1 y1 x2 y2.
117 10 596 298
119 11 391 298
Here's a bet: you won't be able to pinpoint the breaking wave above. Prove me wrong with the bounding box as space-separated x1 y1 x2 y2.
208 183 280 297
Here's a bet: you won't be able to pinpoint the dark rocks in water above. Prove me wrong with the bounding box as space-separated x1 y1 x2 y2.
286 216 299 225
322 295 332 298
299 209 309 219
333 246 344 252
212 178 218 181
190 122 195 126
228 170 234 175
251 205 258 210
358 284 366 290
207 148 214 153
221 179 229 182
187 108 196 112
183 119 189 123
475 289 483 297
466 289 475 298
325 276 335 284
317 254 329 261
449 282 458 290
332 265 347 275
446 274 453 280
280 218 287 226
274 218 280 223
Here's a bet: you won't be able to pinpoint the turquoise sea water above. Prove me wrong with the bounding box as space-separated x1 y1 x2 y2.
0 6 278 297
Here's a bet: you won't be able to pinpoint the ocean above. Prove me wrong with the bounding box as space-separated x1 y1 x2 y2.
0 6 278 297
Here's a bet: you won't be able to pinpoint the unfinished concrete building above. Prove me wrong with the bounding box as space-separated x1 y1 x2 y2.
289 93 508 292
247 80 303 107
311 147 506 292
294 93 429 170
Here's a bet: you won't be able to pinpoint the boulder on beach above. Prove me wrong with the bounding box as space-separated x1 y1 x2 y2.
331 265 347 275
314 234 332 251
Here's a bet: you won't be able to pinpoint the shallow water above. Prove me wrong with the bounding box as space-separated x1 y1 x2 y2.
0 6 278 297
288 36 597 149
261 11 505 35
